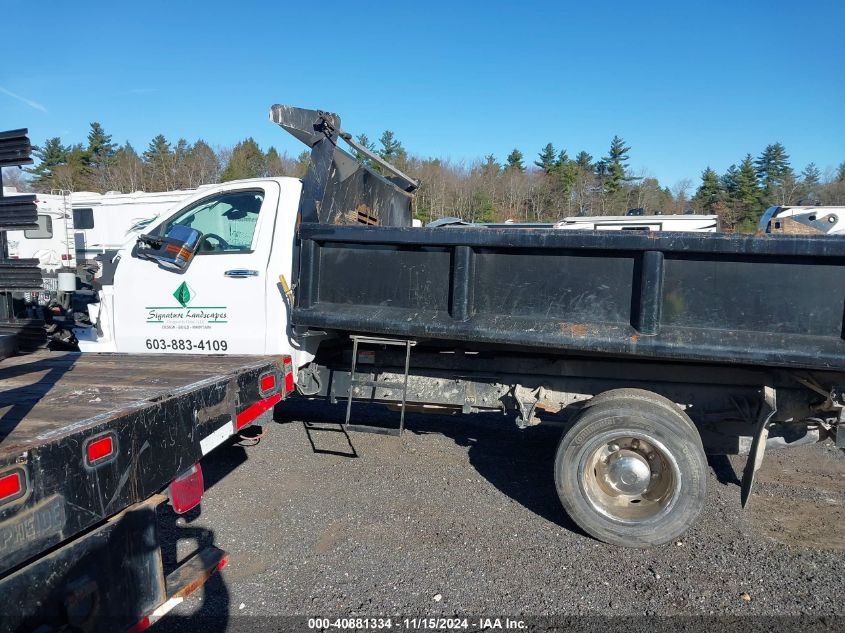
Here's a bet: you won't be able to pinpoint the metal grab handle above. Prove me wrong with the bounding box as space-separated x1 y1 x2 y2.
224 269 259 278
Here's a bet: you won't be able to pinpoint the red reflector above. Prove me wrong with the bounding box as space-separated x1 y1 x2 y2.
61 254 72 261
236 393 282 430
217 556 229 570
259 373 275 393
127 616 151 633
0 471 22 502
86 436 114 464
169 463 204 514
283 357 294 393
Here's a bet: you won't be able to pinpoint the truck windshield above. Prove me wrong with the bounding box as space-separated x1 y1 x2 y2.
158 190 264 253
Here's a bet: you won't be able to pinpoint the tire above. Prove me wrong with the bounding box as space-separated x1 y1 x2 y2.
554 389 707 547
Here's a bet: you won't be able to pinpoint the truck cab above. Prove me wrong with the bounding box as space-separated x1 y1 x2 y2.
75 177 305 360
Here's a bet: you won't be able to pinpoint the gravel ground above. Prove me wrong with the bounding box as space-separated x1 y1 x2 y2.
154 398 845 631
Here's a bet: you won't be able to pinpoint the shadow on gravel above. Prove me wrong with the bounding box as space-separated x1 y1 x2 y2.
707 454 741 486
302 420 359 457
278 398 586 536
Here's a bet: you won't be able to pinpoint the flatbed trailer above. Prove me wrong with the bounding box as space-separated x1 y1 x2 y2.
0 351 291 632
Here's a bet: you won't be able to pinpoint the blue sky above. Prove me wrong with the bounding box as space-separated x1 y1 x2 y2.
1 0 843 187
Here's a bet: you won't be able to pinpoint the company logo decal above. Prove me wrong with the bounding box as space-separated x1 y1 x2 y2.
173 281 194 307
145 281 228 330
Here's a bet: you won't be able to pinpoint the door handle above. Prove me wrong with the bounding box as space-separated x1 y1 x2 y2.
224 269 259 278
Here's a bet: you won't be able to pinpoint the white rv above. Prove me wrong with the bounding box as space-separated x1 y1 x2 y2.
6 188 197 274
758 205 845 235
553 214 720 232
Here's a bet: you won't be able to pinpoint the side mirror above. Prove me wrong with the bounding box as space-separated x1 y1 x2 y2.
136 225 202 272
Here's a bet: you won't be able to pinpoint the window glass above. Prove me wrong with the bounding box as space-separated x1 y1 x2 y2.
73 208 94 229
159 190 264 253
25 214 53 239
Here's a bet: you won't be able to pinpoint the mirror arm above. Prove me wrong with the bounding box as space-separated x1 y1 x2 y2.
137 233 163 249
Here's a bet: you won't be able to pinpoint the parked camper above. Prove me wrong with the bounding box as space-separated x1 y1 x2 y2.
758 205 845 235
554 214 720 232
71 188 198 263
5 188 73 271
5 188 196 277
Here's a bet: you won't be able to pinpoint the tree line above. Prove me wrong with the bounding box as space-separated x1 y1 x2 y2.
15 122 845 232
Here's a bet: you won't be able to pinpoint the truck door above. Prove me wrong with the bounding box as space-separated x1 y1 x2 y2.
111 182 280 354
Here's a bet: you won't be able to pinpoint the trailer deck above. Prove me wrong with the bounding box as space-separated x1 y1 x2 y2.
0 351 287 575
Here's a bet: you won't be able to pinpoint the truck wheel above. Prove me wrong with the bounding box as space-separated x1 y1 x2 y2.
554 390 707 547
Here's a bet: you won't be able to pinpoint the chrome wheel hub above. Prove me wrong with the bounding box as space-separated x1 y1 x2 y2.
605 449 651 495
580 434 680 523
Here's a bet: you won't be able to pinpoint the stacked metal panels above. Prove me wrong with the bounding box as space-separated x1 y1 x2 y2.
0 128 44 353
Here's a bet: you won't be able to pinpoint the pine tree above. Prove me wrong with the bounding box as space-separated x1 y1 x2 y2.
351 133 373 163
801 163 821 189
85 122 116 169
574 151 592 169
220 138 265 182
733 155 762 230
295 150 310 178
264 147 287 177
53 144 88 192
837 162 845 183
553 150 578 203
692 167 722 212
605 136 631 170
505 149 524 172
377 131 406 165
481 154 499 176
27 137 68 190
754 143 793 201
535 143 557 173
721 164 739 196
602 135 630 194
143 135 175 190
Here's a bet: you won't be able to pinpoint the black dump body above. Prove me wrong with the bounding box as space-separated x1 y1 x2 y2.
294 224 845 371
272 105 845 373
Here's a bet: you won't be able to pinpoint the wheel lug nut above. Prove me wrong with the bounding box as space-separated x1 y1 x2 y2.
631 439 640 449
608 443 619 452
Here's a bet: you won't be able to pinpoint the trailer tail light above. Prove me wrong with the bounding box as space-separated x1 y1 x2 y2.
61 254 73 261
0 470 24 505
283 356 294 393
259 372 276 394
168 463 204 514
85 434 115 466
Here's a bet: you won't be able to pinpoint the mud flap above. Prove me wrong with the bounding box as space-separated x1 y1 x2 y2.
740 386 777 508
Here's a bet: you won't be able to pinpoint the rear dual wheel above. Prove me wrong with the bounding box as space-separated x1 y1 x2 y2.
554 389 707 547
